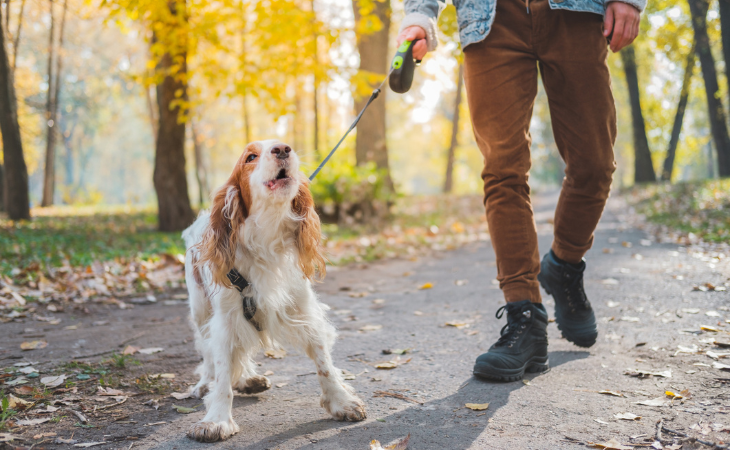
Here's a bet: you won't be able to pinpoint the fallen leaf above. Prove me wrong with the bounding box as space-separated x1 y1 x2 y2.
681 308 701 314
264 348 286 359
620 316 640 323
590 438 633 450
455 279 468 286
15 417 51 426
172 404 198 414
382 348 411 355
444 321 469 328
413 311 424 316
5 377 28 386
374 362 398 370
348 292 369 298
624 368 671 378
621 241 632 248
122 345 139 355
13 386 34 396
0 434 25 443
607 301 621 308
5 394 32 411
170 392 193 400
598 390 623 397
17 366 38 374
275 383 288 388
465 403 489 411
359 324 383 332
701 325 720 332
602 278 619 285
614 412 641 420
634 398 667 407
97 386 125 396
665 391 683 399
712 361 730 371
522 379 532 386
594 419 609 424
419 283 433 290
73 442 107 448
41 374 67 388
20 340 47 350
138 347 164 355
706 311 722 317
150 373 175 379
369 434 411 450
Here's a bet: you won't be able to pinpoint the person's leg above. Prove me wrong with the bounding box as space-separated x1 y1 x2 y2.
463 0 541 305
535 7 617 262
464 0 549 382
532 3 617 348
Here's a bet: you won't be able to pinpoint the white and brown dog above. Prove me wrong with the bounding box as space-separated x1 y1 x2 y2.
182 140 367 442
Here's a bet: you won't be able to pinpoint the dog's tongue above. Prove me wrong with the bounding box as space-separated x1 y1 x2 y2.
266 180 277 190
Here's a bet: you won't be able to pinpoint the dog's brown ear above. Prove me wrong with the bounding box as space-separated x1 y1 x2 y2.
292 178 326 281
196 183 248 287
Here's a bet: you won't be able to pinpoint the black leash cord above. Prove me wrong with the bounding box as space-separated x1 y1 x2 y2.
309 67 395 181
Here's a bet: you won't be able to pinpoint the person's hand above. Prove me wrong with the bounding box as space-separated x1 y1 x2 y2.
603 2 641 53
397 26 428 60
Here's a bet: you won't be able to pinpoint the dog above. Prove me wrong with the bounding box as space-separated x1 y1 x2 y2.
182 140 367 442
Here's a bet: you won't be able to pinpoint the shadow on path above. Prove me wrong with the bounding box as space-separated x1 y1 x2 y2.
239 350 589 450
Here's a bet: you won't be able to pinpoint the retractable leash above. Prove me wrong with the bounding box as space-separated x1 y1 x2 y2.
230 40 422 330
308 39 422 181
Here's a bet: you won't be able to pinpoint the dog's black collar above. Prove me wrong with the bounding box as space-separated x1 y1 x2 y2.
226 268 262 332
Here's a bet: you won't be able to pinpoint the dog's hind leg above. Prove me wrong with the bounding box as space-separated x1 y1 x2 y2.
190 332 214 398
186 255 215 399
234 356 271 394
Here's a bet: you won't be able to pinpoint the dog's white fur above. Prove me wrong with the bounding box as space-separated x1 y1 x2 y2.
182 140 366 442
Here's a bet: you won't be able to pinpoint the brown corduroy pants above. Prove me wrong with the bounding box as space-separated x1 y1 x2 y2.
463 0 617 303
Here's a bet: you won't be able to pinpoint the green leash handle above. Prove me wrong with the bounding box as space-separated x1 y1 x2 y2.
389 39 421 94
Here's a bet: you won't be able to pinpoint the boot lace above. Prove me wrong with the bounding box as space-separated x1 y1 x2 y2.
562 269 589 313
494 305 532 348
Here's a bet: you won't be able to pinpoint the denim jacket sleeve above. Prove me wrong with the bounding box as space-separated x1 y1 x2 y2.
399 0 446 52
606 0 647 12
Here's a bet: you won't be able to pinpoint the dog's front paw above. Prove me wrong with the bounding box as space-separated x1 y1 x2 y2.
322 392 367 422
235 375 271 394
187 419 239 442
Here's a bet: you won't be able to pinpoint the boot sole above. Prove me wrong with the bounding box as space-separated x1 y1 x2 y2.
473 356 549 382
538 280 597 348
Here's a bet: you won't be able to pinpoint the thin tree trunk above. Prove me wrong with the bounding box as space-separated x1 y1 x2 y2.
191 121 208 208
352 0 393 190
719 0 730 109
5 0 9 33
689 0 730 177
311 0 319 157
0 164 4 211
41 0 56 206
661 45 695 182
239 0 250 144
152 8 195 231
293 83 303 151
11 0 24 74
144 84 159 139
621 45 656 183
444 63 463 193
45 0 66 203
0 4 29 220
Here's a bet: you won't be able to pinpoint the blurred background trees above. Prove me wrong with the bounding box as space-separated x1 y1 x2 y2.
1 0 729 228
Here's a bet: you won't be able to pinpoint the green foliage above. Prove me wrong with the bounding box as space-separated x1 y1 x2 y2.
0 208 185 276
309 160 394 225
104 353 141 369
630 179 730 243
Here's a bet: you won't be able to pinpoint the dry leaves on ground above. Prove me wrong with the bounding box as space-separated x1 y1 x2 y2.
369 433 410 450
375 357 411 370
624 368 672 378
614 413 641 420
589 438 633 450
465 403 490 411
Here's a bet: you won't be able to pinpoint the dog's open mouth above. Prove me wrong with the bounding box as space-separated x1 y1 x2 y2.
265 169 292 190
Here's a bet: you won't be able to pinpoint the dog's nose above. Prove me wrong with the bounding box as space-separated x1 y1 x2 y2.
271 144 291 160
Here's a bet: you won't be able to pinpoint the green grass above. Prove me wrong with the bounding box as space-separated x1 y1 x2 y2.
0 207 185 276
628 179 730 243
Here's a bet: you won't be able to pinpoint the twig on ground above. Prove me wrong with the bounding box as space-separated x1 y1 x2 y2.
373 390 423 405
118 332 146 348
69 409 88 423
656 419 664 443
662 425 730 449
72 349 116 359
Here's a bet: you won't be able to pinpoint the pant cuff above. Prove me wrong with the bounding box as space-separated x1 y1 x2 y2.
502 283 542 303
551 241 585 265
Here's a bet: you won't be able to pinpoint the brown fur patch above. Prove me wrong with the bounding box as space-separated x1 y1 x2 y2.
292 180 327 281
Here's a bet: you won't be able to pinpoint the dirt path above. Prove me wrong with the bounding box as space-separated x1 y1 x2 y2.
2 193 729 450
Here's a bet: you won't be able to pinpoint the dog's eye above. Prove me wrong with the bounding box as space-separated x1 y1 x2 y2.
246 154 258 163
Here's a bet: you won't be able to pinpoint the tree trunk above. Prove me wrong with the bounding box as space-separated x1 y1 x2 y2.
719 0 730 109
0 163 4 211
661 45 695 182
621 45 656 183
41 0 56 206
443 63 463 193
311 0 320 157
153 25 195 231
191 120 208 208
0 5 29 220
144 83 159 139
10 0 23 74
689 0 730 177
352 0 393 189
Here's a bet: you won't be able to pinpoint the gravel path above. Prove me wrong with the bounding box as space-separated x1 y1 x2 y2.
2 193 729 450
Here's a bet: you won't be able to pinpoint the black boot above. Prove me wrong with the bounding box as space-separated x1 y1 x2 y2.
537 250 597 348
473 300 549 382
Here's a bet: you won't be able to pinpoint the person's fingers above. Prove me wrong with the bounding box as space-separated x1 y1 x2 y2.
413 40 428 60
610 15 626 52
603 6 614 38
